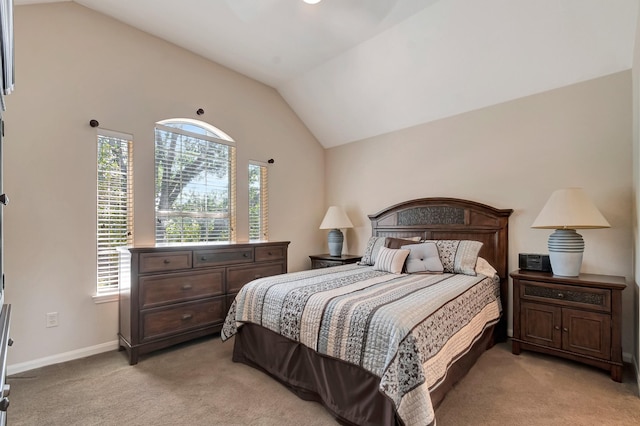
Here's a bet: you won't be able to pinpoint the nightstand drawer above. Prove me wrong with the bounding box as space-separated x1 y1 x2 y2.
309 254 362 269
520 280 610 313
313 259 344 268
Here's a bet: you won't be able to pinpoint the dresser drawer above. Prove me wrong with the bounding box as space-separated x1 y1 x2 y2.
255 246 285 262
520 280 611 313
139 251 192 273
139 269 224 309
227 262 285 293
193 247 253 268
140 298 225 342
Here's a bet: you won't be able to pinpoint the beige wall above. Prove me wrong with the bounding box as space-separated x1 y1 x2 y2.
326 71 635 357
3 3 325 368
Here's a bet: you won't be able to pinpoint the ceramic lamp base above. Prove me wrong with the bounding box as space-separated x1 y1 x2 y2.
327 228 344 257
548 229 584 277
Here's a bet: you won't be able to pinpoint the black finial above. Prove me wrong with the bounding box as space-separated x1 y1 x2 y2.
267 159 275 164
196 108 204 115
89 119 99 128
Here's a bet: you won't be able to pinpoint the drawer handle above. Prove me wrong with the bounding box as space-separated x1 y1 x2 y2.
181 313 193 321
554 325 560 330
163 259 170 264
268 252 273 256
557 292 564 298
200 256 207 261
563 327 568 332
181 284 192 291
243 253 249 258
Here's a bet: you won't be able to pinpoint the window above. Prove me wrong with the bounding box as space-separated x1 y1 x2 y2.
249 162 268 241
97 131 133 295
155 119 236 243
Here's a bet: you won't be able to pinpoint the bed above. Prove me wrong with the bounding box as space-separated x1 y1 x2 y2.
221 198 512 426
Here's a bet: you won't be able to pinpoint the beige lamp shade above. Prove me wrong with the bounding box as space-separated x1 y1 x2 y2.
319 206 353 230
531 188 610 229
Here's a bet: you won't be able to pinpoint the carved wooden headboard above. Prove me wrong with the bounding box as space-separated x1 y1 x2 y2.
369 197 513 339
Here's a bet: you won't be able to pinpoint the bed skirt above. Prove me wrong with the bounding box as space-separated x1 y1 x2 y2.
232 323 496 426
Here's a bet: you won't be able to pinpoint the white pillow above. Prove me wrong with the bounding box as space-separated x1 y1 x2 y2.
401 243 444 274
373 246 410 274
475 257 497 277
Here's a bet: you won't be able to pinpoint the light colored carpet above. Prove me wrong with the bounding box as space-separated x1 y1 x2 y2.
6 337 640 425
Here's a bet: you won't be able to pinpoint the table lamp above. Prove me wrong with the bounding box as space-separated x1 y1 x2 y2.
531 188 610 277
319 206 353 256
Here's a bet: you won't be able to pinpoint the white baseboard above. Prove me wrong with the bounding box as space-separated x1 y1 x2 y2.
7 340 120 376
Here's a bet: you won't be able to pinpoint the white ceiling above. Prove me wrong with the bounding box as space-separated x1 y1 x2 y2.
15 0 640 147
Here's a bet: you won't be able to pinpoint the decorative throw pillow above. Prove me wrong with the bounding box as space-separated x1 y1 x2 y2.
401 243 444 274
359 236 386 266
385 237 422 249
423 240 483 276
373 246 410 274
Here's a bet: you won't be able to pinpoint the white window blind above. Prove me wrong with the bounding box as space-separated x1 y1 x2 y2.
155 121 236 244
97 131 133 294
249 162 268 241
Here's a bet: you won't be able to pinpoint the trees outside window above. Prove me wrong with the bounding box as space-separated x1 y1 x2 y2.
155 119 236 244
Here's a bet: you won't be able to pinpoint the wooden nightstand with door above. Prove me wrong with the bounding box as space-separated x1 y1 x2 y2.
510 270 626 382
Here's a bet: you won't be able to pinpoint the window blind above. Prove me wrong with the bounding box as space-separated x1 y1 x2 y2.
249 162 268 241
97 132 133 294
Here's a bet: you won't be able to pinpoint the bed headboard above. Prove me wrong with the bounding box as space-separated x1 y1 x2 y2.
369 197 513 339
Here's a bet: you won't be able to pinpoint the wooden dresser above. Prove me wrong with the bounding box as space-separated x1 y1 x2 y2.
118 241 289 364
510 270 626 381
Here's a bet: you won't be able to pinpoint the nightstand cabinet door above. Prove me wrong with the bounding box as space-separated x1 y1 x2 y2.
562 307 611 360
521 302 561 349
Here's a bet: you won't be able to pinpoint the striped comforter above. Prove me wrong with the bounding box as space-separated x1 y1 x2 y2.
221 264 501 426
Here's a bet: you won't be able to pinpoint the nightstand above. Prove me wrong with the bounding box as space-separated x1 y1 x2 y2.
510 270 626 382
309 254 362 269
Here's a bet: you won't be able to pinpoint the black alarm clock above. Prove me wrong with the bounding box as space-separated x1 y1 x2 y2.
518 253 552 272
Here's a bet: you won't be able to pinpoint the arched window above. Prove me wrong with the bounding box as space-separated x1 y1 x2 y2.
155 119 236 243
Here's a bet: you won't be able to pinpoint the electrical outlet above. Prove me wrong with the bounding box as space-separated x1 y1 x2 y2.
46 312 59 328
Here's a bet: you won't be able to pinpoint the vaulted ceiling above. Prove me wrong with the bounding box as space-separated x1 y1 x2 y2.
15 0 640 147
